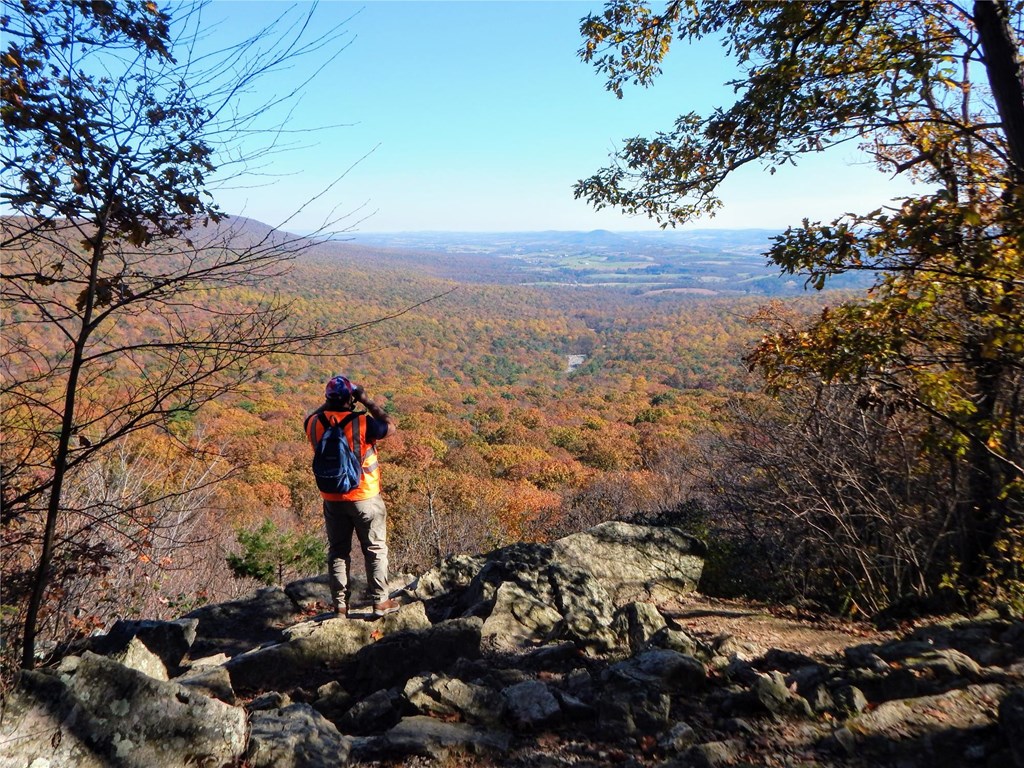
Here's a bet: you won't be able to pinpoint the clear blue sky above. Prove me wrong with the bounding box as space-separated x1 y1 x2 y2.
205 0 919 233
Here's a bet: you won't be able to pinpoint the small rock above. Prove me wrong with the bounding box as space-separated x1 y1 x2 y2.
658 721 697 753
248 691 292 710
553 689 594 720
650 627 698 657
832 685 868 718
502 679 561 729
337 688 402 735
752 670 813 718
807 683 835 713
177 663 236 704
611 602 667 654
824 726 856 756
403 674 504 725
311 681 352 722
684 739 742 768
110 636 169 680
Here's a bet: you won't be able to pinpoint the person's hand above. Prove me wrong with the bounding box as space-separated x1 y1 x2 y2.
352 384 365 403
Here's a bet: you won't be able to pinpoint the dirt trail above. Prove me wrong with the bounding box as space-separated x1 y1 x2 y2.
660 594 894 660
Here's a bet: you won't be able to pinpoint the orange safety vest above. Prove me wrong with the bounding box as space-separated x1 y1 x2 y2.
304 409 382 501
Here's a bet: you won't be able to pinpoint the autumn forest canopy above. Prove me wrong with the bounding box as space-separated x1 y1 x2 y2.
2 0 1023 679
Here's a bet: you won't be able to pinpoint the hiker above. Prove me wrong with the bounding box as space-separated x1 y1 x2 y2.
305 375 398 617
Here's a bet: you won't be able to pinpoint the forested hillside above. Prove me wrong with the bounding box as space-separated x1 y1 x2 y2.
3 215 795 675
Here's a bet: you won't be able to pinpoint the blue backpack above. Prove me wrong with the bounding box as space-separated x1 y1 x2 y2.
309 411 363 494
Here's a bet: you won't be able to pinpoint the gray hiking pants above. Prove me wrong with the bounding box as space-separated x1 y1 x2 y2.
323 495 390 608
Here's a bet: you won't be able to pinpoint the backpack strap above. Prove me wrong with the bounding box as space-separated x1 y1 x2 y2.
303 409 320 439
312 410 362 454
343 411 361 463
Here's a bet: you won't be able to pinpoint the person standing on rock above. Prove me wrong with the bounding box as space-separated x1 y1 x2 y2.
305 375 399 618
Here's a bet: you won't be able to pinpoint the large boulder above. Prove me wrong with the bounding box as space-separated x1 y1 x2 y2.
185 586 303 658
227 602 431 692
0 652 246 768
551 521 705 605
246 702 353 768
442 542 618 652
345 617 484 696
597 649 706 736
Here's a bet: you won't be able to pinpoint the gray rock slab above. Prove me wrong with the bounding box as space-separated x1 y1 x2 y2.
354 715 511 761
246 702 352 768
605 648 707 692
844 683 1007 758
551 521 705 605
0 652 246 768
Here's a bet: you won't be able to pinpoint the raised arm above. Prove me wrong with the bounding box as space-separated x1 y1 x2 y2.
354 386 396 439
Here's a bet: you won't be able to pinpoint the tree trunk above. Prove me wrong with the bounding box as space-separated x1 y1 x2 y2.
975 0 1024 184
959 342 1007 597
426 488 444 565
20 233 104 669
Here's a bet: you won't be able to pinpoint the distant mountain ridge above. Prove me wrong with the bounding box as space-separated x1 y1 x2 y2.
347 228 784 256
334 227 867 296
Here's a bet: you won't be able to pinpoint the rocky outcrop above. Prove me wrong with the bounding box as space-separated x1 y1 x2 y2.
0 653 246 768
551 521 705 605
5 521 1023 768
226 602 432 693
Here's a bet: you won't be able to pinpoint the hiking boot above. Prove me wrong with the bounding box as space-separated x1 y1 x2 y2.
372 598 400 617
